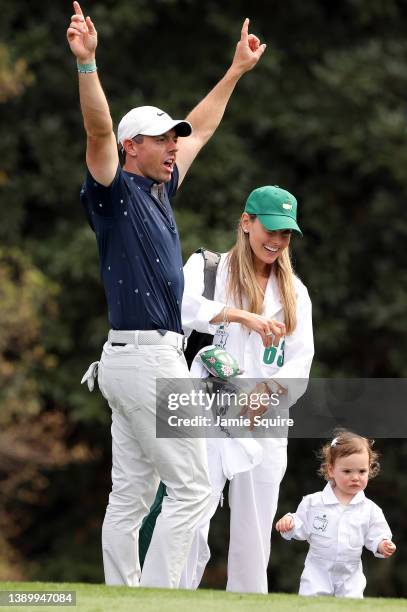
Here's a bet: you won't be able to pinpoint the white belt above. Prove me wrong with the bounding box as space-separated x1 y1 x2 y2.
108 329 187 351
80 330 187 392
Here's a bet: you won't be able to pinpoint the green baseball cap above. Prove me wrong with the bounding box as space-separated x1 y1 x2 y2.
244 185 302 236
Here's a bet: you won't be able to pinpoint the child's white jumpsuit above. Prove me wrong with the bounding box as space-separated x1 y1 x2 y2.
281 482 392 598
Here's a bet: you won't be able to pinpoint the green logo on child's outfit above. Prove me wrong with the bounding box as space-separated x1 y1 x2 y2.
263 340 285 367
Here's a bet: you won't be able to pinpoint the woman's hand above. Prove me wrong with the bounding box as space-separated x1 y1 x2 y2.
237 311 286 347
210 307 285 347
239 381 269 430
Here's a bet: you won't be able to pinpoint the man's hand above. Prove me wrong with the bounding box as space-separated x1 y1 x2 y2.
230 18 266 77
275 514 294 533
68 1 117 186
378 539 396 558
67 1 97 63
171 17 267 186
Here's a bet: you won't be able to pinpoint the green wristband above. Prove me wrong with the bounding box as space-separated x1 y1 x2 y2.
77 60 97 74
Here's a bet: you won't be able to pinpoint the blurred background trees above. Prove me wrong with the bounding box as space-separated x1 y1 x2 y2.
0 0 406 595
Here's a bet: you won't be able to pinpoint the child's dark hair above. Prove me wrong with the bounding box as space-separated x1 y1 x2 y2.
318 429 380 481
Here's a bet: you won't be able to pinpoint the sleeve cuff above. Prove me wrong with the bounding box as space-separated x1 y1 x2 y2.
183 293 225 335
197 299 226 334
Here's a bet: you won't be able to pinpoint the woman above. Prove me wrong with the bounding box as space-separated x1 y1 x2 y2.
180 185 314 593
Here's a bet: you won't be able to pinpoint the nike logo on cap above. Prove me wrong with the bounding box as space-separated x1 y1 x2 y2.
157 112 166 116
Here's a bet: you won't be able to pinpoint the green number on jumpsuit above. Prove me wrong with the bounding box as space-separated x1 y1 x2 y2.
262 340 285 366
263 346 277 365
277 340 285 366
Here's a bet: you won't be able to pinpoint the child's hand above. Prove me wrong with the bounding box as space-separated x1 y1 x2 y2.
378 539 396 557
275 514 294 533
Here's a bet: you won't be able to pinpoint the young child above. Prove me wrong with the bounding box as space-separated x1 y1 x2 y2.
275 431 396 598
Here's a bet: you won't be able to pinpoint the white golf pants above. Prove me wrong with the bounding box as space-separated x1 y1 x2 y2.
97 341 211 588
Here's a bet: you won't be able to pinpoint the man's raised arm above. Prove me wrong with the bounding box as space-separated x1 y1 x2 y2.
67 1 118 186
176 18 266 186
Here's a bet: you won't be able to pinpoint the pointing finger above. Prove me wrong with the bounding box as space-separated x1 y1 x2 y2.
74 1 84 17
240 17 249 42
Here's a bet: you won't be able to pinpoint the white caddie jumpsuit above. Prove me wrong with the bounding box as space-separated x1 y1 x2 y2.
180 251 314 593
281 481 393 598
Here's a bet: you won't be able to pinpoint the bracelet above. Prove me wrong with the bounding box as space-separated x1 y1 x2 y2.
77 60 97 74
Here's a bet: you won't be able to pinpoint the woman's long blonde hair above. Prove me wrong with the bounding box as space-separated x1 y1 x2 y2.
226 217 297 334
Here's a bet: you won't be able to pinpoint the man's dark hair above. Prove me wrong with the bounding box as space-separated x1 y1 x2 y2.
120 134 144 164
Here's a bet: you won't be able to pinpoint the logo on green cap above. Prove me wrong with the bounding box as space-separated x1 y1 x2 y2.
244 185 303 235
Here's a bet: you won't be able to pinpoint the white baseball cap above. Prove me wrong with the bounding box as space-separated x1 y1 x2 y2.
117 105 192 146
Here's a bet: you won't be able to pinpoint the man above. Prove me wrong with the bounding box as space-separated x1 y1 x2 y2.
67 0 266 589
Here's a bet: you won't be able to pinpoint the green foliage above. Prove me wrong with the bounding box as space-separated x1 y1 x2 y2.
0 43 33 103
0 247 58 420
0 0 406 594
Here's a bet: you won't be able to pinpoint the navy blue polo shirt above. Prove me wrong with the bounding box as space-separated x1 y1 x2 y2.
80 164 184 333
